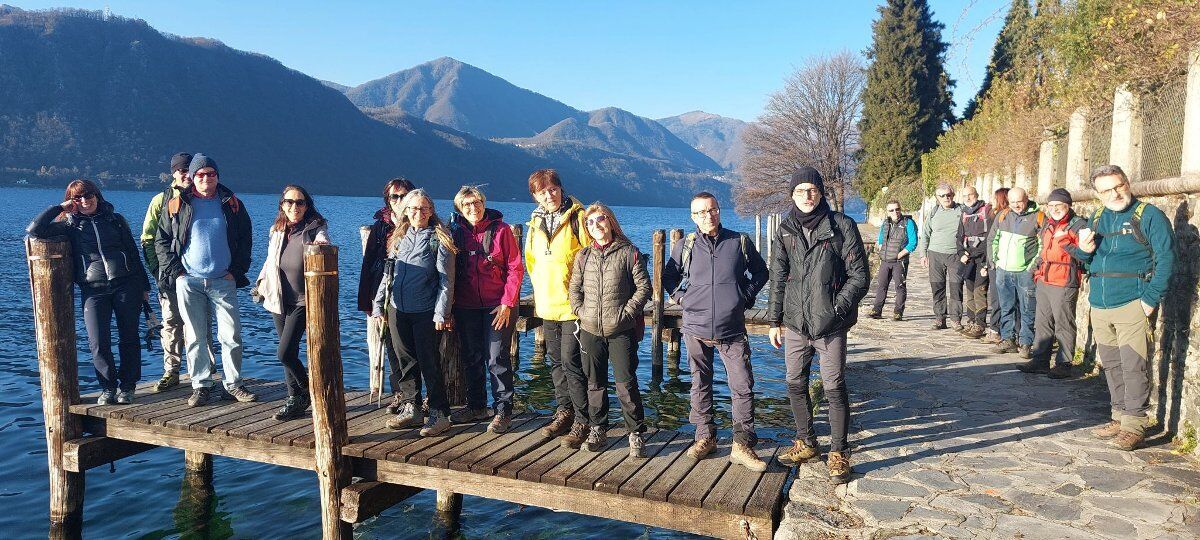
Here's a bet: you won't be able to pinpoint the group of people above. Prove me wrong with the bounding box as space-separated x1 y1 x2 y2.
870 164 1176 450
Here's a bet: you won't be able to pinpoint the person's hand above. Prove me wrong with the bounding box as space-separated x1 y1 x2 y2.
1142 302 1155 317
60 200 78 213
143 291 150 302
897 249 908 260
980 267 988 277
960 254 969 264
769 326 784 349
436 319 452 331
223 272 234 281
1078 228 1096 253
491 305 512 330
920 256 928 268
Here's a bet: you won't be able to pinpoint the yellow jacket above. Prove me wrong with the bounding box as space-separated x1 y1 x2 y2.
526 196 587 321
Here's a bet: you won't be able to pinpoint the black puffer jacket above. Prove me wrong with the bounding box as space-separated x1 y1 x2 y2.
358 208 395 313
767 210 869 339
569 238 652 337
27 201 150 292
154 184 253 288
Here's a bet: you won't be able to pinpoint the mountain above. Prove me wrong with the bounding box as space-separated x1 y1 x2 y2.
319 79 349 92
656 111 749 171
0 7 708 205
344 57 579 139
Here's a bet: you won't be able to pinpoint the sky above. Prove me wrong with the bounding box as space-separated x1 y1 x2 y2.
13 1 1011 122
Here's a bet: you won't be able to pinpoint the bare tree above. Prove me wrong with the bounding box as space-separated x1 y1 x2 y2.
736 51 865 214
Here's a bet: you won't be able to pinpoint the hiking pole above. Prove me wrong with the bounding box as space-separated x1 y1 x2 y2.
142 299 162 352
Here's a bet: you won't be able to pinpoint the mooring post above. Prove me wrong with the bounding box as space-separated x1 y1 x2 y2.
304 244 352 539
650 230 666 368
26 237 84 539
509 224 524 372
666 228 683 369
435 489 463 533
183 450 212 478
531 325 546 364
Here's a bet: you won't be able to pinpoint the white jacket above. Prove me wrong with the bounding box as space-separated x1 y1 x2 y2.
254 220 330 315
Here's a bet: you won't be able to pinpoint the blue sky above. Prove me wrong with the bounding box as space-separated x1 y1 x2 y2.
15 1 1010 121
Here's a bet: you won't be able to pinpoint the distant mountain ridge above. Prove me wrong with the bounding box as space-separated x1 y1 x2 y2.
656 111 749 171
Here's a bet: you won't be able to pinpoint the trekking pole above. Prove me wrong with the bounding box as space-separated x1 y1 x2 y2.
142 299 162 352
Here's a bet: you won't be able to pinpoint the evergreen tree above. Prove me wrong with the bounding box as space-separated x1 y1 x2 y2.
963 0 1033 120
858 0 955 202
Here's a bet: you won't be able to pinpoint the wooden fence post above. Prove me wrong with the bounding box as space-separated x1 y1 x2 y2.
26 237 84 540
666 229 684 368
754 214 761 251
509 224 524 372
650 230 666 368
304 244 352 539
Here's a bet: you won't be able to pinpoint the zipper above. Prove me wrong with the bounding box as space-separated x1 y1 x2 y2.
90 219 112 278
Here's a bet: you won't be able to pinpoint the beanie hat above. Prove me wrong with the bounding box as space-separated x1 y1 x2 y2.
187 153 219 179
1048 188 1072 205
788 166 825 195
170 152 193 173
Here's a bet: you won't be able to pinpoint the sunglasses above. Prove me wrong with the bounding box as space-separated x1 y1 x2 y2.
389 193 407 201
936 193 953 198
586 214 608 227
194 172 217 179
71 193 96 202
282 198 307 207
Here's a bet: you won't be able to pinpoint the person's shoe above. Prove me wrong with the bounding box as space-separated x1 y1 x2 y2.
542 407 576 437
187 388 210 407
487 413 512 434
450 407 491 424
154 372 179 392
274 394 311 421
1048 364 1073 379
419 410 452 437
386 401 422 430
584 425 607 452
950 321 964 331
992 339 1017 354
114 388 134 404
981 330 1002 344
1018 344 1032 359
1111 430 1143 451
687 437 717 459
931 319 947 330
777 440 819 466
827 451 852 484
386 393 404 415
868 311 883 320
1091 420 1122 439
892 313 903 321
226 385 257 403
97 389 116 406
1016 360 1050 374
628 432 646 458
560 422 588 449
730 442 767 472
962 324 985 339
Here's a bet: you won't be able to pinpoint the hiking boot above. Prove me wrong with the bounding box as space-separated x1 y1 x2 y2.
386 393 404 415
450 407 490 424
154 372 179 392
274 394 310 421
584 425 607 452
115 388 134 404
1016 360 1050 374
628 432 646 458
226 385 258 403
1111 430 1143 451
777 440 819 466
687 437 717 459
827 451 852 484
560 422 588 449
419 410 451 437
931 319 947 330
487 413 511 434
892 313 903 321
993 339 1017 354
981 330 1002 344
386 401 422 430
950 321 964 331
542 407 575 437
730 442 766 472
97 389 116 406
1048 364 1073 379
868 311 883 319
962 324 985 339
1018 344 1032 359
187 388 210 407
1092 420 1121 439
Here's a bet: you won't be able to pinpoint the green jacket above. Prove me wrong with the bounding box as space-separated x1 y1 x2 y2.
141 184 186 276
991 202 1044 272
1077 198 1175 309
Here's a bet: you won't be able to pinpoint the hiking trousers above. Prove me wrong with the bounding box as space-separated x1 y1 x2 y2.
784 328 850 453
685 334 756 446
962 263 989 326
1092 299 1153 435
272 304 310 397
870 258 908 316
385 306 449 414
158 285 185 375
1031 283 1078 368
578 328 646 433
927 251 962 323
454 307 516 416
543 319 588 418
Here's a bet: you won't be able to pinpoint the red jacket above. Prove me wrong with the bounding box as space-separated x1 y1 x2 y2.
1034 213 1087 288
450 209 524 309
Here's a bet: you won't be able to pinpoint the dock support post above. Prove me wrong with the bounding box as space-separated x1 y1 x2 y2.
26 237 84 540
304 244 353 539
509 224 524 373
532 325 546 365
184 450 212 478
650 230 666 369
666 228 684 369
435 489 463 532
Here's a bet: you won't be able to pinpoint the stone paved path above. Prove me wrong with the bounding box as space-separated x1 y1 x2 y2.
775 266 1200 540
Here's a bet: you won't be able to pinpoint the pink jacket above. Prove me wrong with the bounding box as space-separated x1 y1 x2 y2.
450 209 524 309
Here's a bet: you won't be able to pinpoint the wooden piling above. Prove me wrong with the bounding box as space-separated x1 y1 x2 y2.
532 325 546 364
303 244 353 539
435 489 463 532
440 326 466 406
26 237 84 539
666 229 684 368
754 214 761 251
509 224 524 372
650 230 666 368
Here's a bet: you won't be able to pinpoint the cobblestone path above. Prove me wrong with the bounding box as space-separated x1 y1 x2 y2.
776 265 1200 540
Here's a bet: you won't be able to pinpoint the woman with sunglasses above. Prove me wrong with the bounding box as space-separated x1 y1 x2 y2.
359 178 416 411
372 189 458 436
253 185 330 420
568 203 651 458
27 179 151 404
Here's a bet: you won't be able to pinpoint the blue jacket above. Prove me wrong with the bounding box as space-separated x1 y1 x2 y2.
373 226 455 323
1077 198 1175 309
662 227 769 341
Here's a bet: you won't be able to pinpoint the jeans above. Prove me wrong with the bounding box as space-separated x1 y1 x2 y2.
81 278 143 392
158 285 185 374
578 328 646 433
385 306 449 414
870 258 909 315
543 319 587 418
455 307 515 415
927 251 963 323
176 275 243 390
784 328 850 452
272 304 309 397
686 334 756 445
996 268 1036 346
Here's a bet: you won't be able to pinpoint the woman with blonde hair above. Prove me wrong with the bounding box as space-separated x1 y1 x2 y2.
372 189 458 436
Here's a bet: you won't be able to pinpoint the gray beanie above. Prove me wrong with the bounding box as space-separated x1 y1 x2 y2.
187 153 219 179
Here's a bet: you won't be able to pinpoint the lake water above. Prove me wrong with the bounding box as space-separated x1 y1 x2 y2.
1 186 825 539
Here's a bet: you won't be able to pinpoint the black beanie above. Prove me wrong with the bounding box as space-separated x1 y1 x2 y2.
170 152 193 173
789 166 825 195
1048 188 1072 205
187 153 219 179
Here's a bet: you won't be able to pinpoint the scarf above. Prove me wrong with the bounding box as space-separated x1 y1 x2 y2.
790 198 831 230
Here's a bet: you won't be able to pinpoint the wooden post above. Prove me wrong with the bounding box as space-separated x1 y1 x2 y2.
650 230 666 368
184 450 212 477
440 327 466 406
509 224 524 372
435 489 463 532
532 326 546 364
304 244 352 539
26 237 84 539
754 214 761 251
666 229 684 368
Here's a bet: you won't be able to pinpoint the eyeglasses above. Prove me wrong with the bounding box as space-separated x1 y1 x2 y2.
793 188 821 196
586 214 608 227
173 168 188 175
887 208 901 213
406 206 433 214
460 200 484 208
71 193 96 202
1096 183 1129 198
282 199 307 207
691 208 720 217
389 193 407 201
936 193 953 198
194 172 217 179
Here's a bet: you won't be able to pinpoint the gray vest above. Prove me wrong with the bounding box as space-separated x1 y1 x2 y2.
880 217 910 261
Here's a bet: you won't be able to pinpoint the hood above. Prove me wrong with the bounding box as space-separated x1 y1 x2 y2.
67 200 115 223
964 199 986 215
1015 200 1039 216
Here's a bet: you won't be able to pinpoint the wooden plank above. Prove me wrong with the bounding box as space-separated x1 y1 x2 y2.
594 430 679 494
494 436 563 480
405 418 494 466
742 440 792 519
429 415 540 470
73 381 192 420
567 428 659 491
75 378 165 414
450 415 549 473
342 424 418 458
540 426 626 486
666 441 732 508
379 419 482 463
102 417 314 470
515 441 578 483
62 436 157 472
339 481 423 524
293 394 388 449
620 434 693 499
162 381 289 432
704 445 780 515
249 392 372 445
152 380 287 429
125 394 203 424
190 388 298 435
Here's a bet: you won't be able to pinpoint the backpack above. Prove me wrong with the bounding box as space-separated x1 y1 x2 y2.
672 232 751 298
1090 202 1155 280
455 219 502 267
996 207 1046 229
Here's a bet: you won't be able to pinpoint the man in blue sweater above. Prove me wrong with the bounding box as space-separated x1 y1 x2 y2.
1078 165 1175 451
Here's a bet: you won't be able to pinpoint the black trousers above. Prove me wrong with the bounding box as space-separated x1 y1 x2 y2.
455 307 515 415
927 251 962 322
962 262 989 326
386 306 449 413
870 258 909 315
81 278 143 392
543 319 588 418
272 304 309 397
578 328 646 433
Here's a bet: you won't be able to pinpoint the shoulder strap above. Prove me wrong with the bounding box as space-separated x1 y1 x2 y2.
481 221 502 262
1130 202 1149 245
678 233 697 290
1091 206 1104 229
739 232 750 267
167 195 182 216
